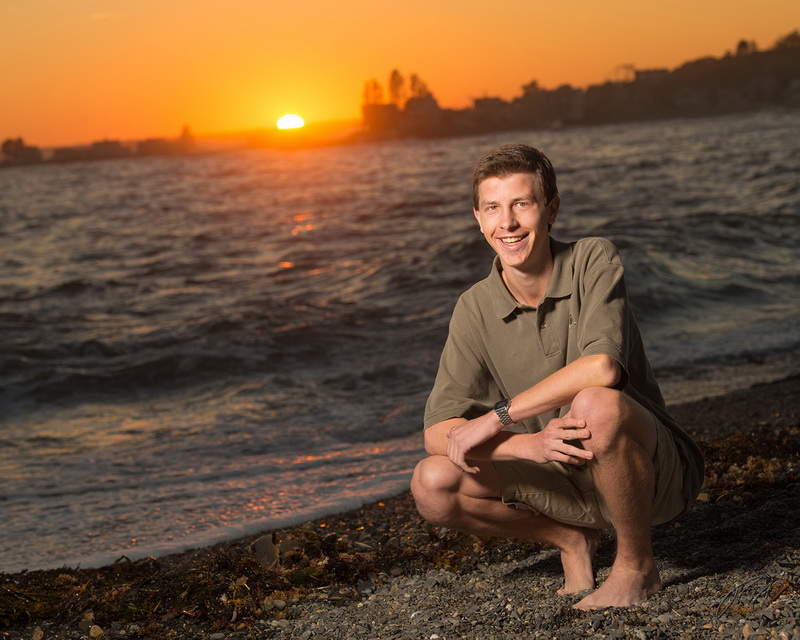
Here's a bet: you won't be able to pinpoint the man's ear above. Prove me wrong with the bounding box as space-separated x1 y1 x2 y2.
547 195 560 227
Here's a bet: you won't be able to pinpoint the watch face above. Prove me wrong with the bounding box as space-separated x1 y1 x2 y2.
494 398 514 426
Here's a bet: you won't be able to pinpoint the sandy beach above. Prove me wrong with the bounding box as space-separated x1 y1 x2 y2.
2 374 798 640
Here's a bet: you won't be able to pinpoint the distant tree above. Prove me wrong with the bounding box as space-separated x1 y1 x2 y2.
408 73 433 99
1 137 24 159
736 39 757 56
388 69 405 107
521 80 540 95
362 70 438 108
774 30 800 49
362 78 383 105
1 137 42 164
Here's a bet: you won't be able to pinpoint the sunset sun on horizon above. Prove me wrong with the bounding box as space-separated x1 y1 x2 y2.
277 114 305 130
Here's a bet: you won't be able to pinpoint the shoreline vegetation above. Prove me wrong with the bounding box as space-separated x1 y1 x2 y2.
2 31 799 166
1 374 798 639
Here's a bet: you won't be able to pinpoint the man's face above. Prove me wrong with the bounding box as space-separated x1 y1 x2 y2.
473 172 559 272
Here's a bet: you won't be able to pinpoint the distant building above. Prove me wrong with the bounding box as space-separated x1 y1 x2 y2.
51 140 131 163
47 127 195 164
635 69 669 83
51 146 89 163
358 33 800 142
362 104 402 137
515 84 584 127
138 138 174 155
786 79 800 105
401 95 445 136
138 126 195 156
473 97 515 131
90 140 130 159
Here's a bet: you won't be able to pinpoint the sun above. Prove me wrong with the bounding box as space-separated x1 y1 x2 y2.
277 114 305 129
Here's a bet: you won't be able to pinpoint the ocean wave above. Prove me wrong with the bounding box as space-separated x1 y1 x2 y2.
1 350 268 405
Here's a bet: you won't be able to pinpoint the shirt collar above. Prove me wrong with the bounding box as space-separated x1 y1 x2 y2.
488 237 573 319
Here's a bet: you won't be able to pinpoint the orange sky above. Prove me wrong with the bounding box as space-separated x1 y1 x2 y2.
2 0 798 148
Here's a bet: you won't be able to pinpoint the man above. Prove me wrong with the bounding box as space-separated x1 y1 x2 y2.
411 143 704 610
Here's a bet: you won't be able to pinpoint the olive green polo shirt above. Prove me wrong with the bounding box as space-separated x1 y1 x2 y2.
424 237 704 496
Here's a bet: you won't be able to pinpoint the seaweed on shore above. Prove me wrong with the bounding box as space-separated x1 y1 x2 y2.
0 491 544 637
698 426 799 497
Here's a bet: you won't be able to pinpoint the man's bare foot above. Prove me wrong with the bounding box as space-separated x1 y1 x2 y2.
556 528 600 595
573 564 662 610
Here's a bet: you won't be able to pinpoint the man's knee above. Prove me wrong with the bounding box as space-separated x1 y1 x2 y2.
411 455 460 524
571 386 656 457
572 386 626 424
570 387 629 452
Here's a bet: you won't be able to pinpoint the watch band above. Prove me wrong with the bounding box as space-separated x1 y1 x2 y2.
493 398 516 427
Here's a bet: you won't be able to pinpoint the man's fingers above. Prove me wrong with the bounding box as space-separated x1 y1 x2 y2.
447 439 478 474
563 443 593 461
449 457 478 474
561 428 590 439
447 440 468 472
546 436 593 463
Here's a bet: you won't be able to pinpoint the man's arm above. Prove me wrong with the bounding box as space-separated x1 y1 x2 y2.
440 354 621 473
508 353 621 422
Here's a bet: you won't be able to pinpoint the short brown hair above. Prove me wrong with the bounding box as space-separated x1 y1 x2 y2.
472 143 558 209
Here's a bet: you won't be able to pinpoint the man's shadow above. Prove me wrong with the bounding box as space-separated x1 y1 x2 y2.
504 478 799 588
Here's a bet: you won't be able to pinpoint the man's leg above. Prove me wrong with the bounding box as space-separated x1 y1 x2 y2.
567 386 661 610
411 454 599 594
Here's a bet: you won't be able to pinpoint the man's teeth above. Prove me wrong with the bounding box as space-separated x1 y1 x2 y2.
500 237 523 245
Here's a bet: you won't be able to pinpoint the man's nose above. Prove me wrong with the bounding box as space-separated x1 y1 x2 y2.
500 206 518 229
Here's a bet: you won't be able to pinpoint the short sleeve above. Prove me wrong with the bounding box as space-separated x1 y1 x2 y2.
423 299 502 429
573 239 636 389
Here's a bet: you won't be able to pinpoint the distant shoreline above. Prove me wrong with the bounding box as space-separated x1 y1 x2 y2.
4 32 800 164
1 105 797 171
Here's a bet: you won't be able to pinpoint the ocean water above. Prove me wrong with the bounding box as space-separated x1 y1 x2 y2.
1 110 798 574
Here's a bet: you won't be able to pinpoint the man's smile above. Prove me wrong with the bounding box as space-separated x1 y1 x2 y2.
499 234 527 245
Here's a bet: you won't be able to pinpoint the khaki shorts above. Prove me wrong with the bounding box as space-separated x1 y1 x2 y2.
494 415 689 529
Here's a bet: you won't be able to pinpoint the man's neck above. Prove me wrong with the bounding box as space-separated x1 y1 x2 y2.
500 254 554 308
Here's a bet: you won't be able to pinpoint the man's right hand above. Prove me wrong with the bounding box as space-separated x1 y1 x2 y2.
445 412 505 474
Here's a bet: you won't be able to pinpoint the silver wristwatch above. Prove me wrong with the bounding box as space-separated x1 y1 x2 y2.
493 398 516 427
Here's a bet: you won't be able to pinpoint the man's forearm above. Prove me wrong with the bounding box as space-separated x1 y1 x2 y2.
506 354 621 424
424 419 535 460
